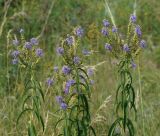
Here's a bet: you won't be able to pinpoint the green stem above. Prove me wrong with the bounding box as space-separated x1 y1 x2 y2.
137 57 145 136
64 111 69 136
75 66 80 93
6 30 11 92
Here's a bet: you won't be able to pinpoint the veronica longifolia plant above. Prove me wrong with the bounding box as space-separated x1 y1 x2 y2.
101 15 146 136
10 30 44 135
54 26 96 136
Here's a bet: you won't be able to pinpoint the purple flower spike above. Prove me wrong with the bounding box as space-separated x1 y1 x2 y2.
11 50 20 58
73 56 80 64
135 25 142 37
35 48 43 57
112 26 118 33
130 14 136 23
64 79 76 94
75 26 84 37
12 39 19 46
67 79 76 87
101 27 108 36
30 38 39 45
56 47 64 55
66 35 74 46
12 58 18 65
62 65 71 75
105 43 112 51
123 44 130 52
64 86 70 94
60 102 67 110
140 40 147 48
103 19 110 27
24 42 32 49
56 96 63 104
46 78 54 87
131 61 136 69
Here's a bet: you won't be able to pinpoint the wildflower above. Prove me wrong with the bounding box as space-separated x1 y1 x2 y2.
12 58 18 65
123 44 130 52
112 26 118 33
54 66 59 72
135 25 142 37
11 50 20 58
105 43 112 51
101 27 108 36
60 102 67 110
30 38 39 45
64 79 76 94
56 47 64 55
130 14 136 23
87 68 94 76
35 48 43 57
131 61 136 69
24 42 32 49
12 39 19 46
46 78 54 87
62 65 71 75
64 86 70 94
66 79 76 87
82 49 91 55
66 35 74 46
56 96 63 104
73 56 80 64
140 40 147 48
75 26 84 37
19 28 24 33
103 19 110 27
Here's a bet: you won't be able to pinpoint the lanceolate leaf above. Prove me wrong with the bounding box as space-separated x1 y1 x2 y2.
89 126 96 136
34 111 44 131
108 118 123 136
78 68 90 81
127 118 135 136
22 95 32 110
17 108 33 125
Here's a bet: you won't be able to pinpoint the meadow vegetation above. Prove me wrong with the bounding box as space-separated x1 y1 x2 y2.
0 0 160 135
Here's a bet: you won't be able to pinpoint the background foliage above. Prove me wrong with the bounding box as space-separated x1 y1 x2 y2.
0 0 160 135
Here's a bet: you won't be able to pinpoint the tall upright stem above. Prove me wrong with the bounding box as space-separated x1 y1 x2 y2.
137 57 145 136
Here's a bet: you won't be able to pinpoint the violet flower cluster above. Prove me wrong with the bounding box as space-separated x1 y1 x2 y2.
10 30 44 65
56 96 67 110
11 50 20 64
54 27 84 110
101 14 147 68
